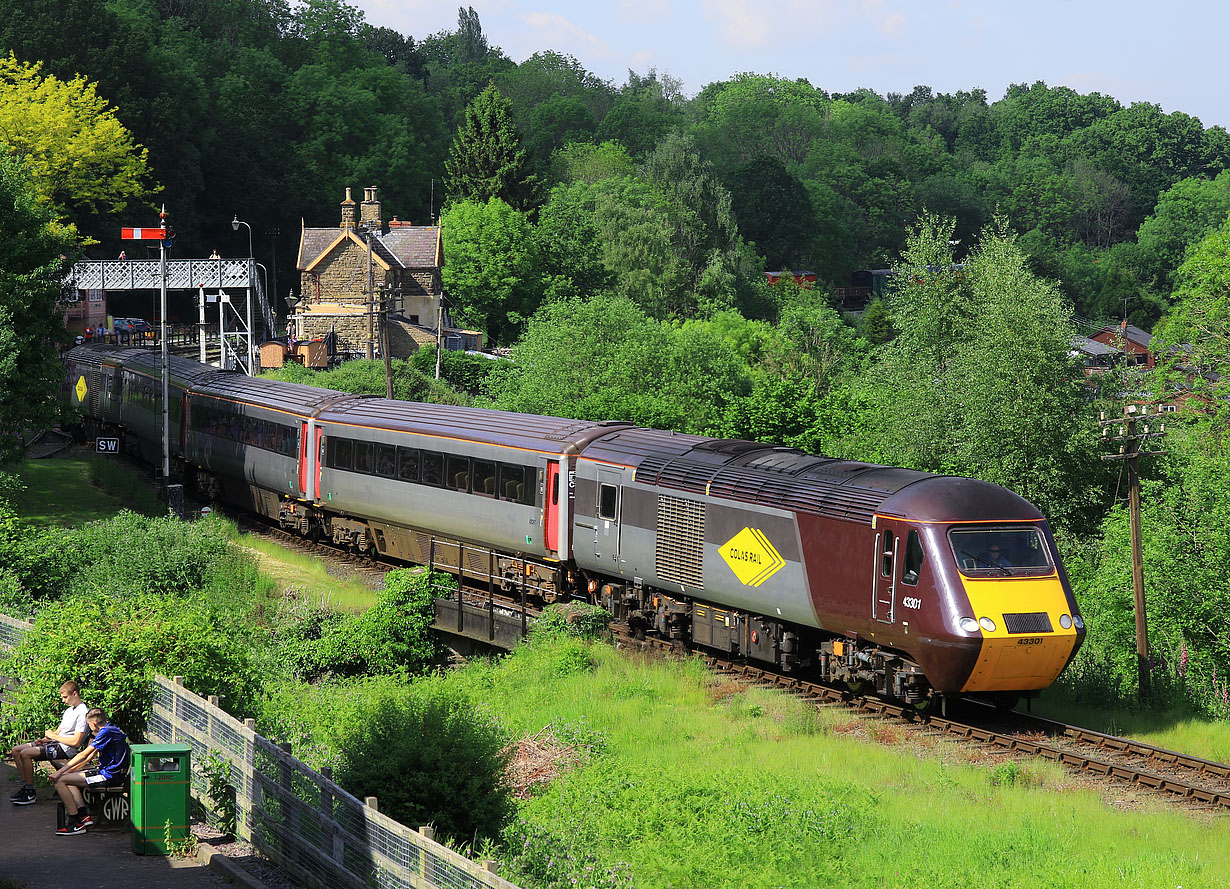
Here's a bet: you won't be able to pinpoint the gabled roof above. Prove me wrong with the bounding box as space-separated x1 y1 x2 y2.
298 224 441 272
1072 335 1115 357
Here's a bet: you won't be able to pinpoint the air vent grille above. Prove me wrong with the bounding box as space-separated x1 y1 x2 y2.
1003 612 1053 634
655 494 705 588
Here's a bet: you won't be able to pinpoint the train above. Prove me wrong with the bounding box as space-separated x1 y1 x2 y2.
63 344 1085 708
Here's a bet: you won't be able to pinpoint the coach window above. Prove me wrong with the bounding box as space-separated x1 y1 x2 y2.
473 460 497 496
397 447 419 482
598 483 618 521
421 451 443 486
901 530 924 586
353 442 373 474
331 438 353 471
498 463 520 501
447 455 471 492
375 445 396 478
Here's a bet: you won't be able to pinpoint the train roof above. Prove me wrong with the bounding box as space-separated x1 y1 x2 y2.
316 400 630 455
191 373 349 415
587 430 1043 525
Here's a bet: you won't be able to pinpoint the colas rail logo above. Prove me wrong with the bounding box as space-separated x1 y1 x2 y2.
719 527 785 587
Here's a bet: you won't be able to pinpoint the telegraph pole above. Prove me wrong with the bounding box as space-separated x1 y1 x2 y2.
1100 404 1167 701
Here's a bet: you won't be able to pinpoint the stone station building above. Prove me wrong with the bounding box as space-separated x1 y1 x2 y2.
293 186 446 358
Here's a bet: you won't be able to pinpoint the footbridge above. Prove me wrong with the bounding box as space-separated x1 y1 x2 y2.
68 257 275 373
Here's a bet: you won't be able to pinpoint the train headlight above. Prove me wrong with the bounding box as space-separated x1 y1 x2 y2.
978 616 997 633
1073 615 1085 630
959 617 980 634
1059 613 1072 630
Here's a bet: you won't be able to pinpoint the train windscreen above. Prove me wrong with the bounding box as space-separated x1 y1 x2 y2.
949 526 1052 576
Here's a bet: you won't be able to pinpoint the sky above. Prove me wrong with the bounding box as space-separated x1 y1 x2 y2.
350 0 1230 129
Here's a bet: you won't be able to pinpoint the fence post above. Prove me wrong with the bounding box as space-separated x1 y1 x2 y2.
420 826 435 882
320 766 340 876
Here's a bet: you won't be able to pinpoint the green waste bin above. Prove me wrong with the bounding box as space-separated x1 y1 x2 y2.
130 743 192 855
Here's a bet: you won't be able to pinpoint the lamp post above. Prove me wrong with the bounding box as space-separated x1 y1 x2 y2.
285 291 301 343
232 216 255 374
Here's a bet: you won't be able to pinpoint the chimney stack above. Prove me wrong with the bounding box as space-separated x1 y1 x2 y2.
340 187 356 230
360 186 382 228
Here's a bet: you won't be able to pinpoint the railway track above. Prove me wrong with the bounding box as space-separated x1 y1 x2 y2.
650 644 1230 814
235 509 1230 815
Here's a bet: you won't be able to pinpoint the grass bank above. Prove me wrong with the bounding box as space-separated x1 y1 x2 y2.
276 639 1230 889
11 454 161 524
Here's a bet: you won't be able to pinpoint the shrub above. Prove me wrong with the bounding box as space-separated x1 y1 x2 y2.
531 602 612 642
266 569 442 681
1 591 264 742
333 681 512 844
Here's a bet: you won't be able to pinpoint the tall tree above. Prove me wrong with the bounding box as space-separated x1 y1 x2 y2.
0 53 154 234
0 153 74 461
443 83 537 209
847 214 1101 531
441 197 537 345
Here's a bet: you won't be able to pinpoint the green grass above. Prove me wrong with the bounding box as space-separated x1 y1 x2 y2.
457 642 1230 889
237 534 380 611
276 642 1230 889
10 454 162 525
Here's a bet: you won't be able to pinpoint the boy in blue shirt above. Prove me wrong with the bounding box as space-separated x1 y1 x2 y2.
50 707 130 835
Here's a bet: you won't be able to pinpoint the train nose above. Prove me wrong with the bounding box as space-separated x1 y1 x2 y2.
957 577 1083 693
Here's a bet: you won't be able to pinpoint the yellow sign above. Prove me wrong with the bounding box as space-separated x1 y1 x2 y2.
75 375 87 403
719 527 785 587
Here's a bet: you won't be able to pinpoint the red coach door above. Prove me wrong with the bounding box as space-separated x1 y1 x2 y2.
298 421 309 497
544 461 560 554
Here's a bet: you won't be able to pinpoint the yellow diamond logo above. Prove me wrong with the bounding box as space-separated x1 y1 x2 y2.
719 527 785 587
75 375 88 403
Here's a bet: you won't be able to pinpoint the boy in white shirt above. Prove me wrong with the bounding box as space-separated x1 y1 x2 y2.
8 681 89 806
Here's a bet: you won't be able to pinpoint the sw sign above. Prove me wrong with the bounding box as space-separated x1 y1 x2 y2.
96 437 120 454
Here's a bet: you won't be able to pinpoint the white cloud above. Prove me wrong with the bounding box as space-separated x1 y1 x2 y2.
879 11 907 39
702 0 773 46
521 11 614 57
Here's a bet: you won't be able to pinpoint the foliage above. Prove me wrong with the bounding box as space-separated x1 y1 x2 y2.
444 83 538 209
531 603 612 642
1 588 264 742
846 214 1104 532
0 53 153 222
441 197 538 345
483 294 750 434
261 358 470 405
0 152 75 461
199 751 238 836
331 681 512 845
268 569 441 682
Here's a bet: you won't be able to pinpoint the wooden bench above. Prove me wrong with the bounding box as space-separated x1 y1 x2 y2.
56 780 131 830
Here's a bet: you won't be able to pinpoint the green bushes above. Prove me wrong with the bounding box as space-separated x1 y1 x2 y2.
333 682 512 844
2 591 264 741
267 569 442 681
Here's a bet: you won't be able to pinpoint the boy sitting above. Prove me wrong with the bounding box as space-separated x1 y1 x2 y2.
8 681 89 806
50 708 130 835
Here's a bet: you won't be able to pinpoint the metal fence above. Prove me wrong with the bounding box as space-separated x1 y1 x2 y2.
0 614 521 889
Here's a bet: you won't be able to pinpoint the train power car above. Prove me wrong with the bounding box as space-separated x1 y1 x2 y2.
63 345 1085 708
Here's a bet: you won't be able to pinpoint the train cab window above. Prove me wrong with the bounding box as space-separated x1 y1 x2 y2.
353 442 373 474
447 455 471 492
950 527 1053 575
375 445 397 478
598 483 618 521
473 460 497 496
421 451 443 486
330 437 353 470
901 530 924 586
881 533 895 578
397 447 419 482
